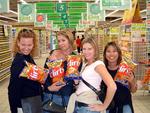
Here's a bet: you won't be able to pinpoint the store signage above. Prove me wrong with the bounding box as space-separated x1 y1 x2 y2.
101 0 131 10
64 19 69 24
0 0 9 13
87 3 105 21
18 4 35 22
56 3 67 13
61 13 68 20
82 12 87 21
34 13 47 27
46 21 53 30
80 20 94 25
131 23 146 42
65 24 69 28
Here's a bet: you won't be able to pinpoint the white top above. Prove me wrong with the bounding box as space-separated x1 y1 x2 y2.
76 60 105 95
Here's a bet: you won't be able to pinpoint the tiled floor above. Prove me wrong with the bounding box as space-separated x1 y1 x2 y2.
0 53 150 113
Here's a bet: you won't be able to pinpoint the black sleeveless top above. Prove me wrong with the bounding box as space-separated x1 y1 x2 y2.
107 67 134 113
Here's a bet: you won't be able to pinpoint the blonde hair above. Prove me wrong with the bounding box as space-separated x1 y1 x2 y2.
82 37 100 61
12 28 38 57
57 30 74 47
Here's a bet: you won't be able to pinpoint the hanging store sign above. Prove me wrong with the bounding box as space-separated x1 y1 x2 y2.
87 3 105 21
0 0 9 13
34 13 47 27
61 13 68 20
56 3 67 13
18 4 35 22
46 21 53 30
101 0 131 10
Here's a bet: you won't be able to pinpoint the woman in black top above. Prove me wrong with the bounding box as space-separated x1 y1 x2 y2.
8 29 42 113
43 30 80 113
103 42 137 113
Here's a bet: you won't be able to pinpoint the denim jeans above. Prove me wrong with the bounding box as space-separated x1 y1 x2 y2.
106 104 132 113
74 106 100 113
21 95 42 113
43 92 69 113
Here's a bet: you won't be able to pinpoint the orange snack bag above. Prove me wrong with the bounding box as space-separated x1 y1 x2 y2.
20 61 49 84
47 59 65 83
65 55 82 80
114 61 129 87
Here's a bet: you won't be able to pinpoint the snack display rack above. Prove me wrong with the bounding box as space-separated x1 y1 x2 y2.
109 26 119 43
0 24 12 81
119 23 148 80
97 28 105 60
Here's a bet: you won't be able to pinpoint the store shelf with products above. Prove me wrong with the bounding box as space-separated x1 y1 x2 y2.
109 26 119 43
0 24 12 82
119 23 147 80
97 28 105 60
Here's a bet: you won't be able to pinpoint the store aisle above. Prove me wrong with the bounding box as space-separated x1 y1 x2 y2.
0 53 150 113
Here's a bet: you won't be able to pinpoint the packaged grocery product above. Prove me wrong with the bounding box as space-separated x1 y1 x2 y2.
114 61 129 87
20 61 49 84
47 59 65 83
65 55 82 80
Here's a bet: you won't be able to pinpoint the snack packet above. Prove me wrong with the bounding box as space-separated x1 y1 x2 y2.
114 61 129 87
47 59 65 83
20 61 49 84
65 55 82 80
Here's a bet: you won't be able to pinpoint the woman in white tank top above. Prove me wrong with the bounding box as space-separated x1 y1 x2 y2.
67 37 117 113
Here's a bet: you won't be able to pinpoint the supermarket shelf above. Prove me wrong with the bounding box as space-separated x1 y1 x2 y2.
0 73 10 82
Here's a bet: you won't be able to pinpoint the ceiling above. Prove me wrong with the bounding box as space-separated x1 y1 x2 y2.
0 0 147 29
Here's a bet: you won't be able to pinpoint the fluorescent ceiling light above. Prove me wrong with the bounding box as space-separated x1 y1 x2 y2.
140 9 146 13
59 0 62 3
20 0 27 4
9 10 18 15
0 15 18 21
110 9 146 23
95 0 99 3
106 10 119 17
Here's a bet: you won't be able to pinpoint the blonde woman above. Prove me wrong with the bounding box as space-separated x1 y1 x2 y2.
67 37 116 113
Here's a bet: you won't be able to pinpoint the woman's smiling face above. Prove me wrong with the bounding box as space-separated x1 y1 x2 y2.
105 45 119 64
17 37 34 55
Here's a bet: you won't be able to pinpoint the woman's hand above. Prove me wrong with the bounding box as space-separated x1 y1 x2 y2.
124 69 134 83
89 103 106 112
124 69 137 93
48 81 66 92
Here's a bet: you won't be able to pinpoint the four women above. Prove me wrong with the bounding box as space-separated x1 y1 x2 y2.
8 28 137 113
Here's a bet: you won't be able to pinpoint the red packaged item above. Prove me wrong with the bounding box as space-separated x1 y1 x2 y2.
65 55 82 80
47 59 65 83
20 61 49 84
114 61 129 87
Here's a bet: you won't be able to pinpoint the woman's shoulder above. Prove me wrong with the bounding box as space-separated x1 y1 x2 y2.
94 60 105 66
13 53 24 62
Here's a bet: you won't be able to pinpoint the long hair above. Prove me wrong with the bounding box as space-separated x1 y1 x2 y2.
12 28 38 57
103 41 122 67
81 37 100 62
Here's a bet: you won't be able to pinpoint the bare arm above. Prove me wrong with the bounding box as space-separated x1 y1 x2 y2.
89 64 117 111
